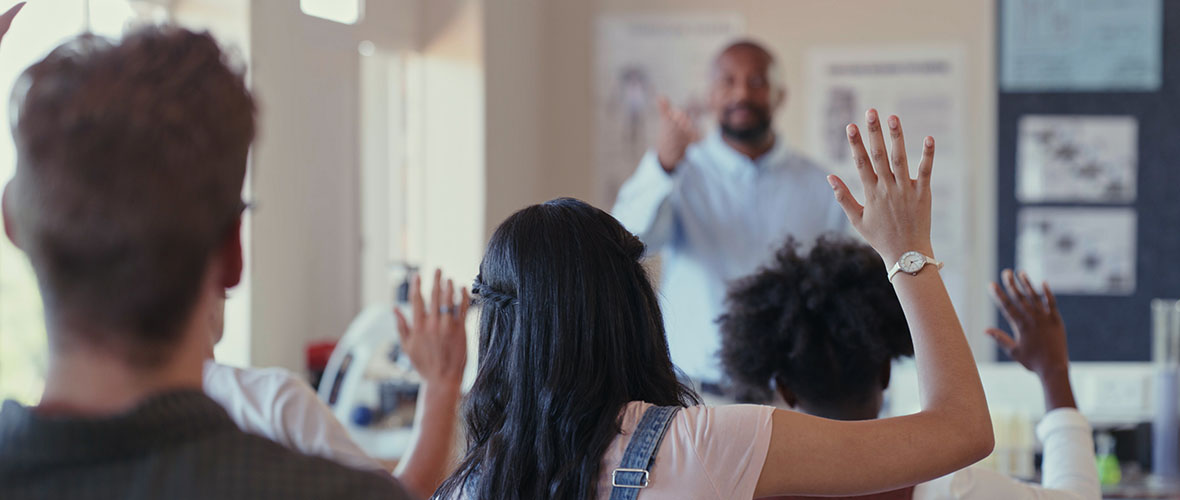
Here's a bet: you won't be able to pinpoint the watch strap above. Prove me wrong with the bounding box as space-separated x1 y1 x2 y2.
888 253 943 282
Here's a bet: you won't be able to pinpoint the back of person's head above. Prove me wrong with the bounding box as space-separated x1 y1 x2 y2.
3 26 254 367
719 237 913 419
438 198 697 500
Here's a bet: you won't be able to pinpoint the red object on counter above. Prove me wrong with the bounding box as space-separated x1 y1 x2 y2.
305 341 337 390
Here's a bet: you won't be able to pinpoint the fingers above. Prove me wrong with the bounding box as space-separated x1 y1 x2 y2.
827 174 864 226
886 115 910 181
847 124 878 190
0 2 24 38
443 278 456 321
988 282 1024 328
1042 281 1058 312
675 112 699 140
985 328 1019 355
457 286 471 321
429 268 442 316
1017 271 1043 311
393 307 411 344
1001 269 1033 312
657 96 671 117
864 109 894 183
916 136 935 193
409 274 425 324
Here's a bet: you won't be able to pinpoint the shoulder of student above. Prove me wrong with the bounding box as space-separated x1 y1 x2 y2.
200 428 413 499
203 362 318 441
205 361 310 404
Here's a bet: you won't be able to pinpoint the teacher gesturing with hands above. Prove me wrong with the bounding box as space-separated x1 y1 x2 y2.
612 40 847 394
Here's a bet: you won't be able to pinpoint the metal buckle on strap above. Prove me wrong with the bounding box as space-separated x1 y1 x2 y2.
611 468 650 489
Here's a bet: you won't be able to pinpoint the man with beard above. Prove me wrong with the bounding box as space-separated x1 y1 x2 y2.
613 40 847 398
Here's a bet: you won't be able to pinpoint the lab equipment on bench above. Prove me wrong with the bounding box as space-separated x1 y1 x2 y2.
317 265 421 460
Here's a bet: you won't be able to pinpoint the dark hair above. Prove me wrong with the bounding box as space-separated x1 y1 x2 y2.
719 237 913 406
6 27 254 366
436 198 698 500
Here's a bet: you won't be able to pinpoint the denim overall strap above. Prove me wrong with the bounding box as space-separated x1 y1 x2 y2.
608 405 681 500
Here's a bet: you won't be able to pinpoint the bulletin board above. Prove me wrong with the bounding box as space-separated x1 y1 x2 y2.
996 0 1180 361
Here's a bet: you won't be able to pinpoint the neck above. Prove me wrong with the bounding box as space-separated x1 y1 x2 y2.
38 326 207 417
722 131 776 160
796 398 881 422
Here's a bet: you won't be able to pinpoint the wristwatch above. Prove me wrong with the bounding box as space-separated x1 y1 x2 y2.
888 251 943 282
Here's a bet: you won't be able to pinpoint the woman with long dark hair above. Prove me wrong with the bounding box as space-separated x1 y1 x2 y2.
437 111 994 499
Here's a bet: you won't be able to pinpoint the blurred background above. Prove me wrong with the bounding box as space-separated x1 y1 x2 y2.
0 0 1178 492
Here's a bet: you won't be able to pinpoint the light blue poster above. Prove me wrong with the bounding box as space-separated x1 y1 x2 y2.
1001 0 1162 92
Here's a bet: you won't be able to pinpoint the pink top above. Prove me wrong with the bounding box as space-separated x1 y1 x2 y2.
595 401 775 499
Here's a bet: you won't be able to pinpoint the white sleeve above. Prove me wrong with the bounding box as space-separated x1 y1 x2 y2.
269 373 387 472
1035 408 1100 499
611 150 681 250
913 409 1099 500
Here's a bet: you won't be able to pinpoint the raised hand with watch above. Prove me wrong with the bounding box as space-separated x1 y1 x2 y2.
808 109 993 486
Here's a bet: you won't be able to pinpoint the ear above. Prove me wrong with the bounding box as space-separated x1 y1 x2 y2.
880 361 893 390
2 183 19 249
772 85 788 112
217 215 244 290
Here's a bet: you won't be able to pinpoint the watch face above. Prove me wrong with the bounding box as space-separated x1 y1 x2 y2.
899 251 926 273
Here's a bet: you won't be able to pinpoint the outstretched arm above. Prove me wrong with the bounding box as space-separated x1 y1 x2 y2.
393 269 469 499
987 270 1076 411
754 110 993 497
611 97 699 249
985 272 1099 499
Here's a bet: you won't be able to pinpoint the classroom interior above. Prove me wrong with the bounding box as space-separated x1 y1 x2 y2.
0 0 1177 498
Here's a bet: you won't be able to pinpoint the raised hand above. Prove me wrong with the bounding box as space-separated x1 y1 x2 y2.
828 109 934 264
393 268 470 388
392 269 470 498
986 269 1076 410
655 96 701 172
986 269 1071 376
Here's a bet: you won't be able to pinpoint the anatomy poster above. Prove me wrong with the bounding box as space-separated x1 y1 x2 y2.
806 46 971 315
594 13 744 206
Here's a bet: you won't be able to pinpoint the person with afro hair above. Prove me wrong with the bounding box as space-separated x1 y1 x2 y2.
720 237 1100 500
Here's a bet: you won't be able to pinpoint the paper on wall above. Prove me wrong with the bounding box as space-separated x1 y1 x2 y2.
1017 115 1138 203
1017 207 1137 295
594 14 744 207
806 47 971 316
1000 0 1163 92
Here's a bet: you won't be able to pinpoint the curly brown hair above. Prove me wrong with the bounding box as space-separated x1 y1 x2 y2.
6 26 254 366
718 237 914 406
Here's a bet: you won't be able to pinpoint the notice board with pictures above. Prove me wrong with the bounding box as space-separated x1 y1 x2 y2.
996 0 1180 361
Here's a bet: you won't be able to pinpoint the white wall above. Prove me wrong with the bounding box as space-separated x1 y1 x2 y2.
248 0 419 370
248 0 484 371
412 0 485 285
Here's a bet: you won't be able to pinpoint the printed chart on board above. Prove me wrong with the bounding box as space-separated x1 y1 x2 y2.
1017 115 1138 203
1017 207 1137 296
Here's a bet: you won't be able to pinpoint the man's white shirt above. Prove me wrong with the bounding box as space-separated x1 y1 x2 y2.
613 130 848 382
